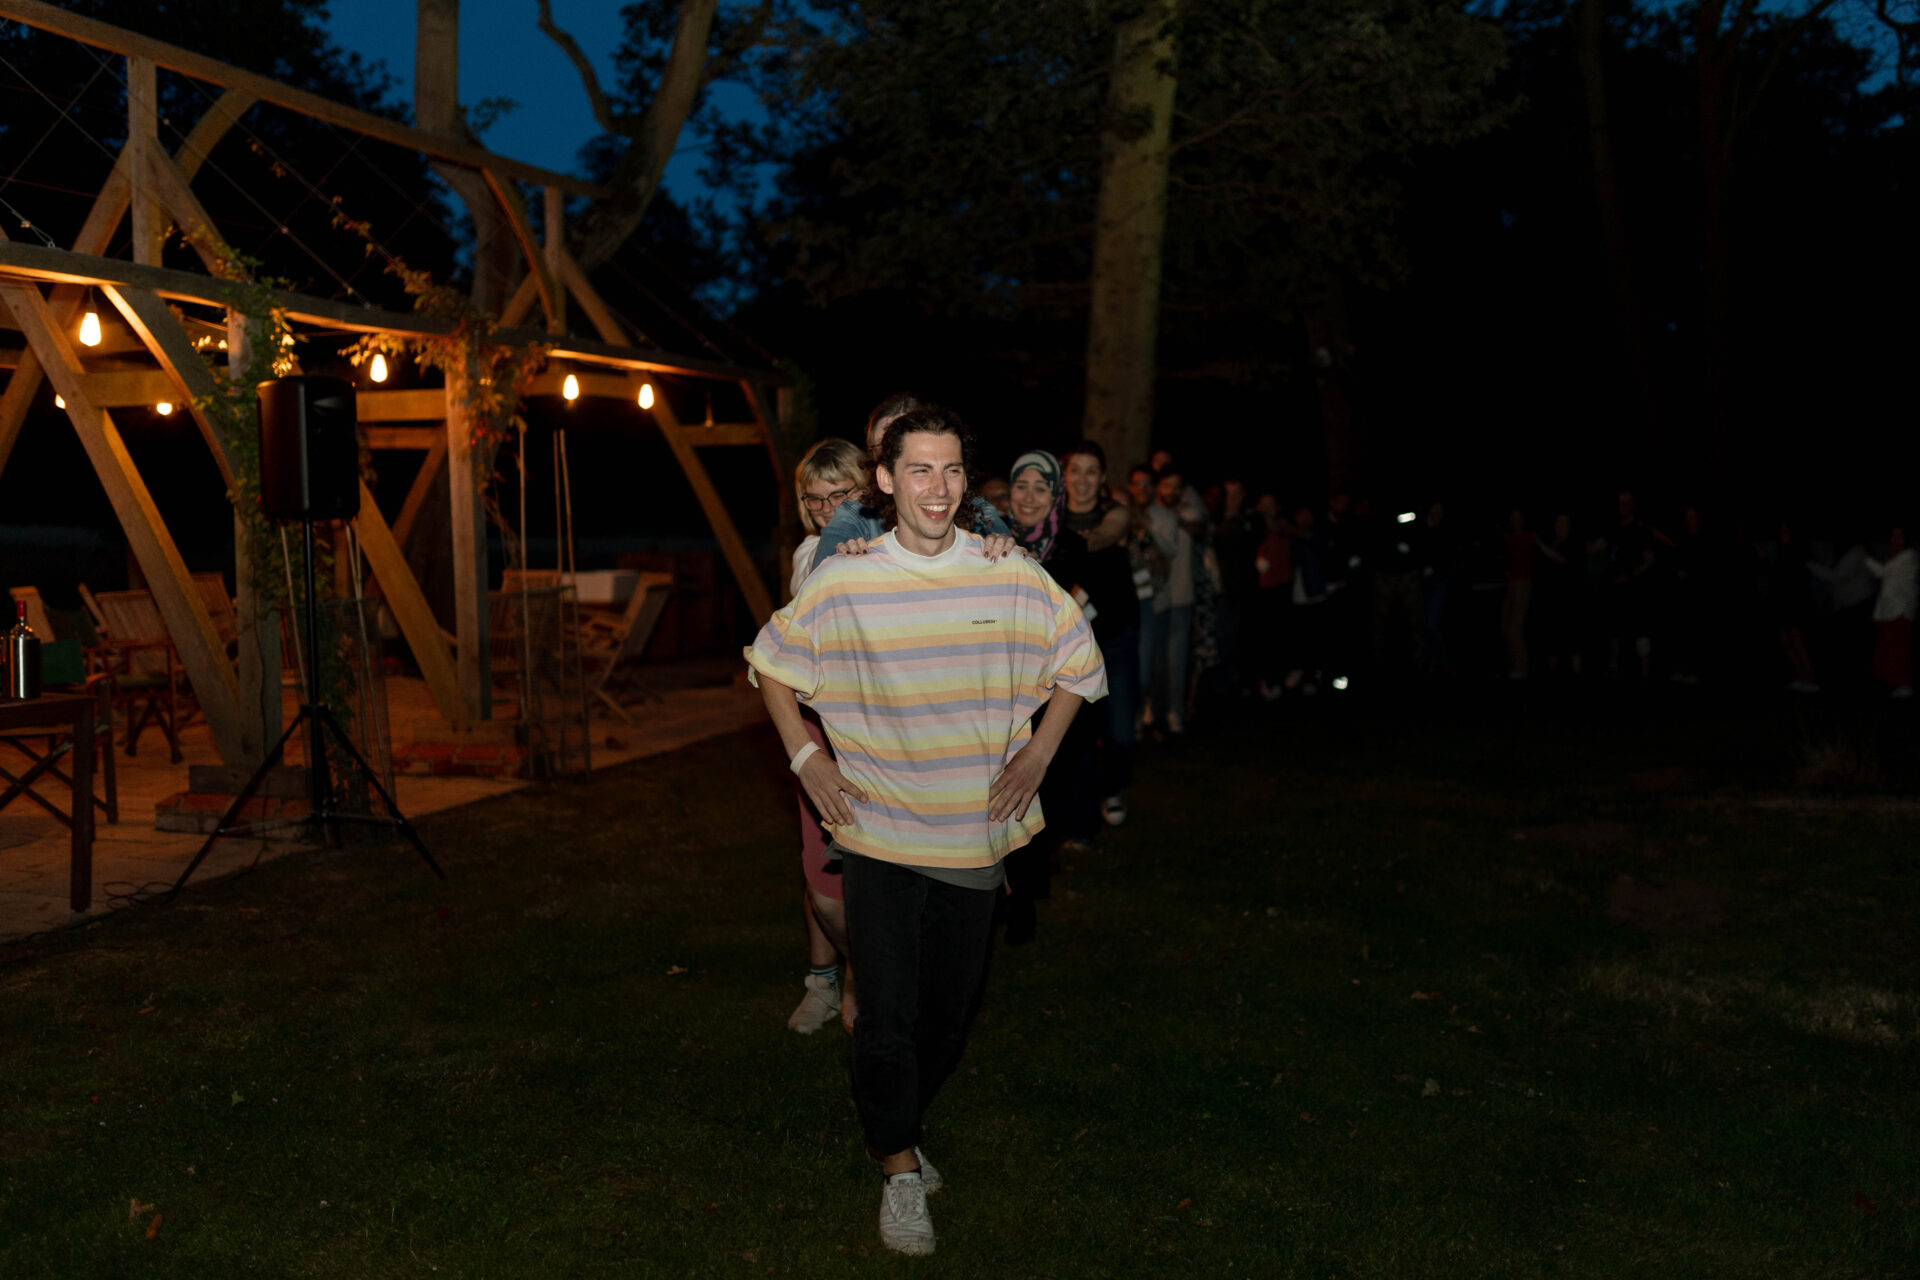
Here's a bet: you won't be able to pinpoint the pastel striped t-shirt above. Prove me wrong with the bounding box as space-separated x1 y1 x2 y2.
748 529 1108 870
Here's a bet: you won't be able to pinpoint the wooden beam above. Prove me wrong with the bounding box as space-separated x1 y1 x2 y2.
499 272 540 330
353 479 466 728
0 0 606 198
140 147 241 280
0 158 131 482
126 56 163 267
102 285 238 491
0 242 784 385
444 382 490 721
545 255 775 622
76 369 177 408
1 281 247 764
174 87 255 183
357 388 447 422
480 169 558 334
364 425 441 450
391 437 448 548
558 249 631 347
650 389 776 626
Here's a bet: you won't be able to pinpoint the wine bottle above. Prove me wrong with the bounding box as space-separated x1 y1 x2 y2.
8 600 40 700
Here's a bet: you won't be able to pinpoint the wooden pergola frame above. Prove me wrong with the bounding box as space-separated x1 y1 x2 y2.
0 1 788 770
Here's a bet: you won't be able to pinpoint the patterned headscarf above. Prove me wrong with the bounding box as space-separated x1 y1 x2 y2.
1009 449 1064 563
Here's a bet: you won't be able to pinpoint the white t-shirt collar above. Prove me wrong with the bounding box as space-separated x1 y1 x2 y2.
884 528 968 565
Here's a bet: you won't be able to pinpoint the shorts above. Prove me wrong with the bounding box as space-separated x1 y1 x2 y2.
795 712 843 902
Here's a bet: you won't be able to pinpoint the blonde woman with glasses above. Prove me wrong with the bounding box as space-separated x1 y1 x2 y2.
784 437 869 1033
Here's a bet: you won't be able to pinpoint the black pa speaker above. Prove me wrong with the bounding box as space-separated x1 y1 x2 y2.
257 376 360 521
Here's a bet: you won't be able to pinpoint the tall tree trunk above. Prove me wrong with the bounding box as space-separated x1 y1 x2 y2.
1082 0 1180 472
1575 0 1663 442
416 0 513 312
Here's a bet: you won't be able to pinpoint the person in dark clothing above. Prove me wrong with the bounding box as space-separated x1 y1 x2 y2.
1056 442 1140 828
1534 513 1581 676
1372 505 1424 675
1768 522 1821 691
1607 491 1662 680
1420 502 1460 675
1211 479 1263 700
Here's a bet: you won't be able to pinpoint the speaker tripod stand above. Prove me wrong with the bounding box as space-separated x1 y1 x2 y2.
168 516 443 900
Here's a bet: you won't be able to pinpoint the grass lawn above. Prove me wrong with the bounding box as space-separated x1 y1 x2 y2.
1 691 1916 1277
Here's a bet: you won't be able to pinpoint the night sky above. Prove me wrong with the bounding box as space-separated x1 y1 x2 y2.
322 0 709 201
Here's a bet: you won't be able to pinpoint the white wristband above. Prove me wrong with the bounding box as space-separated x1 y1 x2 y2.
789 741 822 775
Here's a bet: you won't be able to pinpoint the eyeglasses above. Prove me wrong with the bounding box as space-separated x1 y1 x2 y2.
802 487 855 512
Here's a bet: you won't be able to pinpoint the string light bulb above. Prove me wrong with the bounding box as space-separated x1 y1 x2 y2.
638 382 654 410
78 308 102 347
54 395 65 409
155 401 174 416
562 373 580 402
369 353 389 383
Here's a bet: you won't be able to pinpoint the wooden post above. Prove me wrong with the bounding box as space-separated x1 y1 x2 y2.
126 56 165 267
2 281 247 764
543 186 567 337
227 310 283 763
444 379 490 721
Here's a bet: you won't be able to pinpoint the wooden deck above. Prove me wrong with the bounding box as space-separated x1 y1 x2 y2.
0 668 764 943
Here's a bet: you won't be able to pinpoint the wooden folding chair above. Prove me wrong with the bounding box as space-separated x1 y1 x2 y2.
579 572 673 724
88 589 186 762
0 639 120 826
191 572 240 657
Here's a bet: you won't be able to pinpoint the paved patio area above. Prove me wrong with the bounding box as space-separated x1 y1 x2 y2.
0 666 765 943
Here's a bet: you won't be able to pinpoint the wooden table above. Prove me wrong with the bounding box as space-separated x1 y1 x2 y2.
0 693 97 911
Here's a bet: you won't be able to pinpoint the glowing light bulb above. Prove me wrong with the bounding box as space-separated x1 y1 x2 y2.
369 353 389 383
1331 675 1350 691
1396 511 1416 525
54 395 65 409
562 373 580 402
638 382 654 410
155 401 174 416
79 310 102 346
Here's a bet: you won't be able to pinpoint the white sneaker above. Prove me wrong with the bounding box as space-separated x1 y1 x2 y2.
786 974 839 1034
879 1171 935 1255
915 1147 944 1193
1102 795 1127 827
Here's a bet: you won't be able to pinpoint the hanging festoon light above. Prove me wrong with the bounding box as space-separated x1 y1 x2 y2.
562 372 580 403
155 400 174 416
369 353 389 384
78 290 102 347
638 382 655 410
53 395 65 409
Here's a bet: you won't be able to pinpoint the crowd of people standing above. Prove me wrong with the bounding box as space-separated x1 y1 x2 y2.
754 394 1915 1256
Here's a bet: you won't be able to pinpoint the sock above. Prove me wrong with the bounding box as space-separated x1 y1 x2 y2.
809 964 838 989
885 1166 923 1184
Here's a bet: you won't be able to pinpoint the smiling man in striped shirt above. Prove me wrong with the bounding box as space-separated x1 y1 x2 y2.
748 405 1107 1256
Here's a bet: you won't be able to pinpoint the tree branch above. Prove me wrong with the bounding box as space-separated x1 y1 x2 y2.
537 0 640 135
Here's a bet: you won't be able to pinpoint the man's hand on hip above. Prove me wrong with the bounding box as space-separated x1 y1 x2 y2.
798 753 870 827
988 746 1050 822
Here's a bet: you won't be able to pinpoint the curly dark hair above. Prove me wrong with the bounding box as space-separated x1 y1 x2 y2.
872 404 979 535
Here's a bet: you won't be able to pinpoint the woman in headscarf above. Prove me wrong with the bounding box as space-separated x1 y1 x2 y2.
1000 449 1113 943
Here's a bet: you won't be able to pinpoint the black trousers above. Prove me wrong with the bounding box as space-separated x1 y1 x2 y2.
843 853 999 1156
